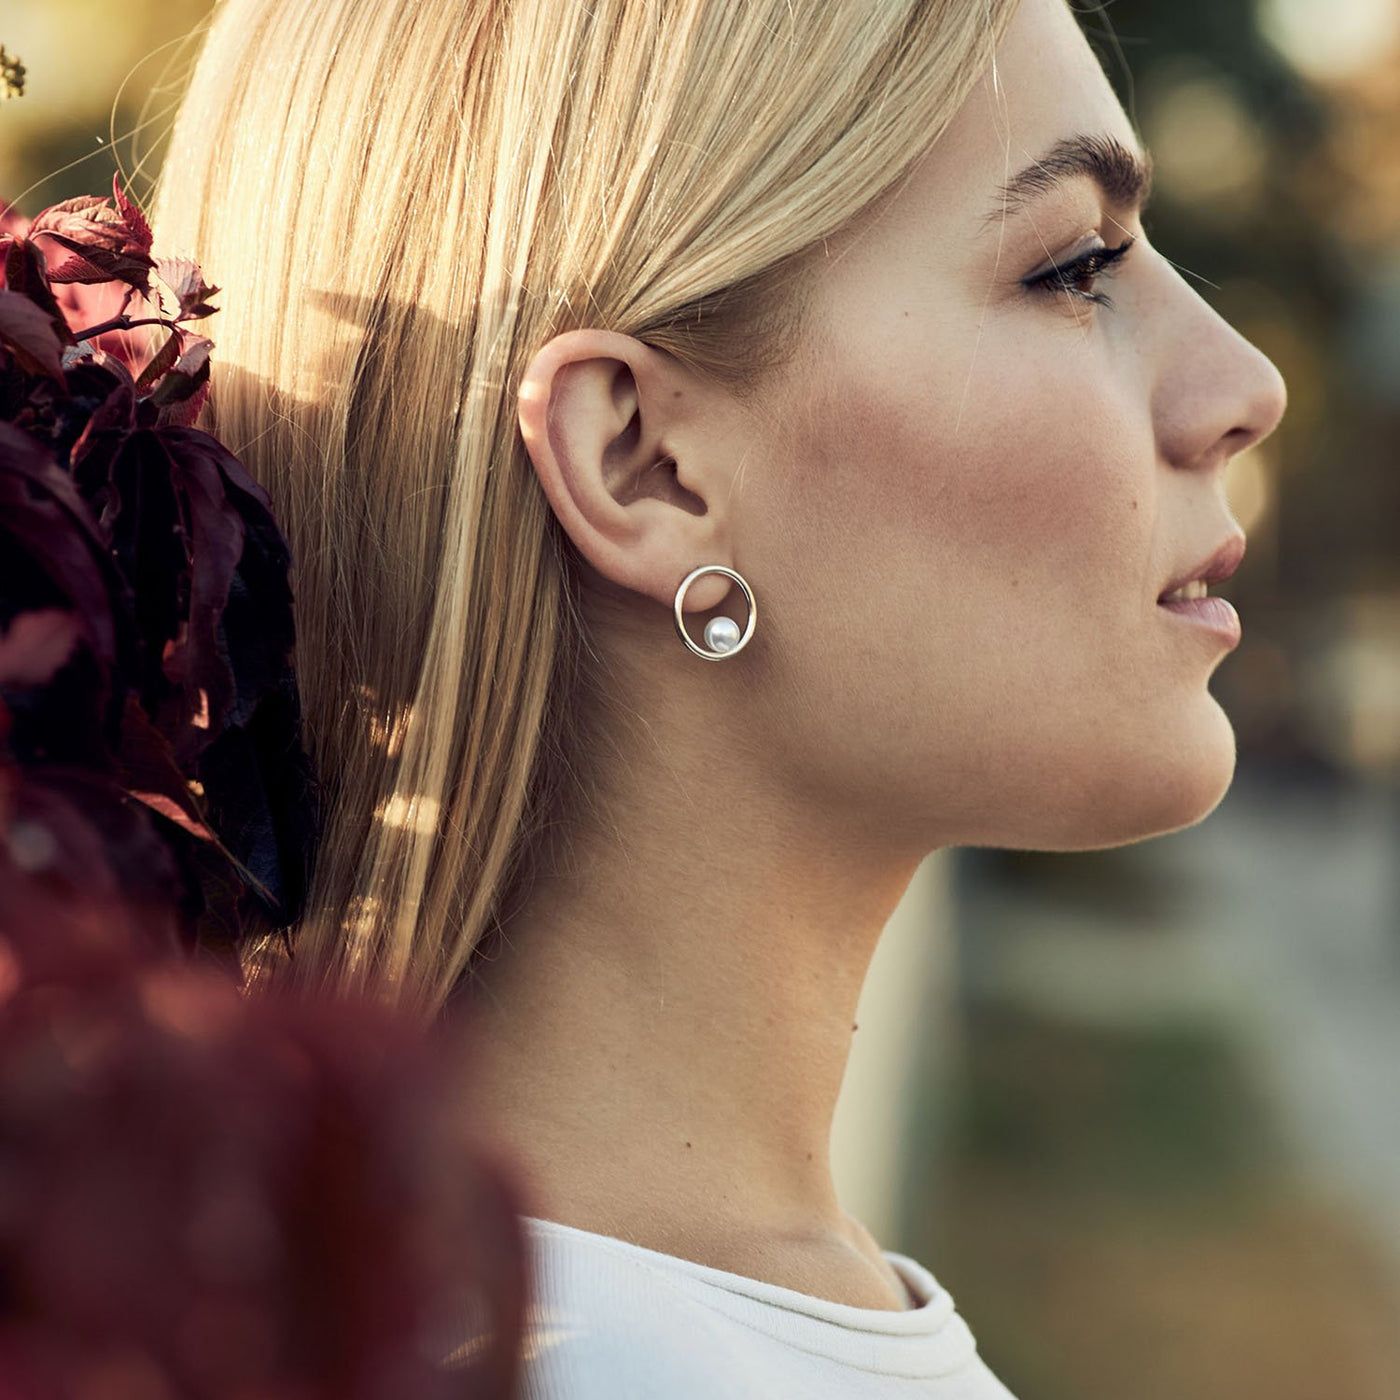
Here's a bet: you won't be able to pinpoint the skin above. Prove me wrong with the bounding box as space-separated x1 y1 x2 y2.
463 0 1288 1311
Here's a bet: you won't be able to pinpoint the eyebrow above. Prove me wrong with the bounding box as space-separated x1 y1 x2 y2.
980 133 1154 231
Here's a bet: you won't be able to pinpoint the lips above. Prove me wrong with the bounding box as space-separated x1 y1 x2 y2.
1157 533 1246 602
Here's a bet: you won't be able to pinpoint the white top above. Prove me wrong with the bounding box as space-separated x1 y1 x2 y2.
456 1215 1020 1398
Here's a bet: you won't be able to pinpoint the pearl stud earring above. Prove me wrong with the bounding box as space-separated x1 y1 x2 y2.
672 564 757 660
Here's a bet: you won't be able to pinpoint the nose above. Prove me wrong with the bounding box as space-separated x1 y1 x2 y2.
1150 265 1288 473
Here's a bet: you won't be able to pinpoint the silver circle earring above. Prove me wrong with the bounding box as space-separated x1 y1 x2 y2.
673 564 756 660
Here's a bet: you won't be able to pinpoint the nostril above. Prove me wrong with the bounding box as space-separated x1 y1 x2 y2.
1221 424 1262 456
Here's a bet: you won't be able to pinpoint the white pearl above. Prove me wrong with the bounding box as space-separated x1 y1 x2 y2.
704 615 742 654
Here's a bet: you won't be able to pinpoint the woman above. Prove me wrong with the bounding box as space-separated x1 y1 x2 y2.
153 0 1287 1392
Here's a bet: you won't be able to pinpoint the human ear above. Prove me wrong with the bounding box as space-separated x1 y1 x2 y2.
516 328 739 616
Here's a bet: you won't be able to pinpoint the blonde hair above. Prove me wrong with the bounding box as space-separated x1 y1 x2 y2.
151 0 1019 1024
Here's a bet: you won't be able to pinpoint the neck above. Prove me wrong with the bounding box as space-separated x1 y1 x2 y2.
454 733 924 1255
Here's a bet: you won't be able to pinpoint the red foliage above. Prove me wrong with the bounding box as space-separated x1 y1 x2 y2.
0 563 530 1399
0 176 319 957
0 875 529 1400
1 182 156 382
0 178 530 1397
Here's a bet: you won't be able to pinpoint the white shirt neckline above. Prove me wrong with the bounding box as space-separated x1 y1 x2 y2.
521 1214 956 1338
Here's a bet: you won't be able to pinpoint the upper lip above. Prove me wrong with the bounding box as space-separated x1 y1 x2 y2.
1157 533 1247 601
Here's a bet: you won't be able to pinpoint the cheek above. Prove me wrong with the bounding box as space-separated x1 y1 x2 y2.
781 326 1155 643
947 366 1156 653
748 319 1224 845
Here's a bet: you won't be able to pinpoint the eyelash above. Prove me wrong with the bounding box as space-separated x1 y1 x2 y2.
1023 236 1136 308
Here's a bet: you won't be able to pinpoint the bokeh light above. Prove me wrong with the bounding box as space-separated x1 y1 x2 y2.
1259 0 1400 83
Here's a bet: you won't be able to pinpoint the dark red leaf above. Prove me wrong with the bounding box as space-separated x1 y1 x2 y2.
0 288 65 380
157 434 246 766
27 193 107 222
67 364 137 489
161 425 274 516
114 693 216 836
28 190 151 259
148 336 212 428
0 421 123 688
96 431 187 713
158 375 210 430
126 787 217 841
27 190 155 298
111 173 154 256
153 255 220 322
43 249 113 286
133 326 181 392
3 237 65 332
32 233 154 294
61 342 137 398
2 184 319 950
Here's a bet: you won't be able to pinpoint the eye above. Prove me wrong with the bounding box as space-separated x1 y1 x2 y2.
1023 236 1136 309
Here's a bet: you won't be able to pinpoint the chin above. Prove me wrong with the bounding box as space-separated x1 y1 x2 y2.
1086 696 1240 849
989 694 1240 854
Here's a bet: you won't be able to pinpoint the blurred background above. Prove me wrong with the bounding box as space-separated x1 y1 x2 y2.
3 0 1397 1395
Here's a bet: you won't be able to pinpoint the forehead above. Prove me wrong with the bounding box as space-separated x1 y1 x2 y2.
851 0 1142 245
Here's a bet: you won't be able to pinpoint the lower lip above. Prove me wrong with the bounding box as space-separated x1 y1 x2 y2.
1157 595 1241 647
